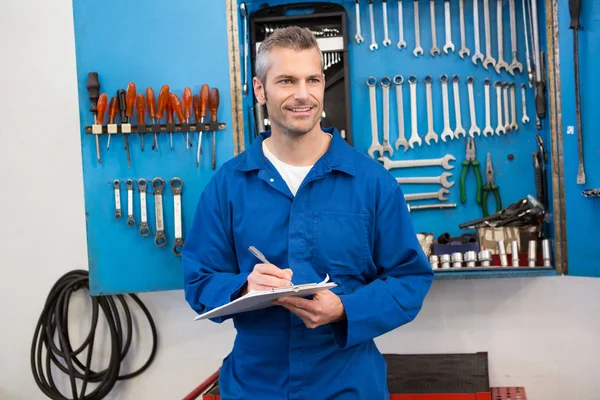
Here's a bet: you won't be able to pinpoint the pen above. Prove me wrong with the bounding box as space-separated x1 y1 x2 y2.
248 245 293 285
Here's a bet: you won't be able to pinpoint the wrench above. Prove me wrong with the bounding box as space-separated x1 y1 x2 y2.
241 3 249 95
508 0 523 75
495 0 510 74
413 0 424 56
482 0 496 69
378 154 456 170
521 83 530 123
483 79 494 136
495 81 506 134
443 0 454 53
397 0 407 49
368 0 378 50
405 188 450 202
396 172 455 188
440 74 454 142
522 0 532 86
355 0 365 43
458 0 470 58
467 77 481 137
424 75 438 145
153 178 166 247
382 0 392 46
113 180 121 220
126 179 136 227
171 178 184 256
138 179 150 237
502 82 511 132
471 0 484 65
367 76 383 158
429 0 441 56
381 77 394 156
408 75 422 148
452 75 467 139
394 75 409 151
510 83 518 130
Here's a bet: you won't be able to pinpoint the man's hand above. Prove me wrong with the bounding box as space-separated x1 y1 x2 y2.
240 263 293 296
275 290 346 329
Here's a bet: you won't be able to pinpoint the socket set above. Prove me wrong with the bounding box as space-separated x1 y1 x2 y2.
582 189 600 198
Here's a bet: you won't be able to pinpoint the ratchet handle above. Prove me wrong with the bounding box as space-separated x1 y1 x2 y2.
569 0 581 29
535 81 546 120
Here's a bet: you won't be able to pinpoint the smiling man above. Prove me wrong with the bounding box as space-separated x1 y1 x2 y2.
182 26 433 400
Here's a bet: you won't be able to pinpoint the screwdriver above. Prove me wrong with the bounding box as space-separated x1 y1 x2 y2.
107 96 118 149
86 72 102 163
95 93 108 163
146 87 158 151
170 93 185 149
193 94 201 167
197 84 209 167
183 87 193 149
165 96 175 150
209 87 220 170
117 89 131 168
125 82 138 153
136 93 146 153
155 85 170 150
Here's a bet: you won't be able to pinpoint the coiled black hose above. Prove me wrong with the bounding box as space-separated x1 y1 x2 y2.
31 270 158 399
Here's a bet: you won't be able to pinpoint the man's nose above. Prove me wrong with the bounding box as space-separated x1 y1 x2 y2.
294 81 309 100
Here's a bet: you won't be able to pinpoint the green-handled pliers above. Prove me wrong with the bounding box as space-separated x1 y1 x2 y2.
482 153 502 217
460 138 483 204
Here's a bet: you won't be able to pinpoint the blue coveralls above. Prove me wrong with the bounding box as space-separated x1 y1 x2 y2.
182 127 434 400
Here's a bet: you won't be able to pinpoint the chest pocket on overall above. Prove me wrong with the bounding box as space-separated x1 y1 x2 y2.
312 211 370 275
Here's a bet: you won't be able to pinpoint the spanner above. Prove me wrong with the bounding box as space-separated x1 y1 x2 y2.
413 0 424 56
458 0 470 58
367 76 383 158
495 0 510 73
482 0 496 69
467 77 481 137
509 83 518 130
378 154 456 170
381 77 394 156
138 179 150 237
440 74 454 142
429 0 441 56
397 0 407 49
408 75 422 148
483 79 494 136
424 75 438 145
521 0 532 86
502 82 511 132
471 0 484 65
394 75 409 151
368 0 378 50
405 188 450 202
171 178 184 256
494 81 506 134
382 0 392 46
508 0 523 75
355 0 365 43
521 83 530 123
126 179 136 227
113 180 121 220
396 172 455 188
443 0 455 53
152 178 166 247
452 75 467 138
241 3 249 95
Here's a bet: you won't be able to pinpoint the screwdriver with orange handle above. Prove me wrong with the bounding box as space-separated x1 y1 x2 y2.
165 95 175 150
170 93 185 150
146 87 158 151
193 94 201 167
183 87 193 149
94 93 108 163
124 83 137 157
209 87 220 170
136 94 146 153
197 84 209 167
86 72 102 164
107 96 118 150
155 85 170 150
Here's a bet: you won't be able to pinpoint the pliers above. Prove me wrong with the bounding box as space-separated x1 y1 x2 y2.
460 138 483 204
482 153 502 217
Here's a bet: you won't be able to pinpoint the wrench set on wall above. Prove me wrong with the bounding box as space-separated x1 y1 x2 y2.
112 177 185 256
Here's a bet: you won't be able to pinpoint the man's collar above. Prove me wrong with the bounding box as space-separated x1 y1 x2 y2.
235 127 356 176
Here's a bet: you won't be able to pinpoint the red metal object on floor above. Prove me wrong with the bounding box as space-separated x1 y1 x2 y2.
181 369 219 400
490 387 527 400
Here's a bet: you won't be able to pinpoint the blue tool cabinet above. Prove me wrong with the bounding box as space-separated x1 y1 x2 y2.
71 0 599 296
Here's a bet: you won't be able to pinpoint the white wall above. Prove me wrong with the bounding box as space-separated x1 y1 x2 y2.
1 1 599 399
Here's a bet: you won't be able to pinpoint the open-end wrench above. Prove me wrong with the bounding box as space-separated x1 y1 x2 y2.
508 0 523 75
153 178 166 247
483 79 494 136
138 179 150 237
429 0 441 56
521 0 532 86
510 83 518 130
378 154 456 170
126 179 136 227
354 0 365 43
452 75 467 139
521 83 530 124
424 75 439 145
502 82 511 132
368 0 378 50
495 81 506 134
458 0 470 58
472 0 485 65
405 188 450 202
397 0 407 49
381 77 394 156
413 0 424 56
440 74 454 142
467 77 481 137
443 0 455 53
241 3 249 95
408 75 422 148
482 0 496 69
113 180 122 220
367 76 384 158
396 172 455 188
495 0 510 73
171 178 184 256
382 0 392 46
394 75 409 151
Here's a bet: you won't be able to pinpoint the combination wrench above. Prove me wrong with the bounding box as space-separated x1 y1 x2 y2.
171 178 184 256
413 0 424 56
378 154 456 170
483 79 495 136
381 77 394 156
397 0 407 49
355 0 365 43
467 77 481 137
405 188 450 202
138 179 150 237
368 0 378 50
240 3 249 95
509 83 518 130
113 180 122 220
367 76 384 158
521 0 532 86
521 83 530 124
440 74 454 142
429 0 441 56
382 0 392 46
494 81 506 134
508 0 523 74
126 179 136 227
408 75 423 148
394 75 409 151
396 172 455 188
472 0 485 65
452 75 467 139
502 82 511 132
495 0 510 74
458 0 470 58
482 0 496 69
152 178 166 247
424 75 438 145
443 0 455 53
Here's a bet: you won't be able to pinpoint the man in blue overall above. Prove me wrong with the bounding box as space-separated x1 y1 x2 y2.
182 26 434 400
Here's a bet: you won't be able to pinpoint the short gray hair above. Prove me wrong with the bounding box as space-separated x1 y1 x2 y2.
255 26 322 83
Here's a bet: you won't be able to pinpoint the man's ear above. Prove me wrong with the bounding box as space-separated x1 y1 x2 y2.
253 77 266 105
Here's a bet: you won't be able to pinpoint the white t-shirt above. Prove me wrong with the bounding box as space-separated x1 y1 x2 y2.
262 139 313 196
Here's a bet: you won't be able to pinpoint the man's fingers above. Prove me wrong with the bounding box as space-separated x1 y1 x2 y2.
254 264 293 280
254 274 292 288
277 302 320 328
277 296 315 311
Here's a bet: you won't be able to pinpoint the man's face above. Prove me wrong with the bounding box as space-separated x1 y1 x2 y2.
253 46 325 137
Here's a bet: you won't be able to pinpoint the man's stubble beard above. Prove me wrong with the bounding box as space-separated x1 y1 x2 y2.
264 88 322 138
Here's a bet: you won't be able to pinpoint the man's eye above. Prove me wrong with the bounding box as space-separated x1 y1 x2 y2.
280 79 292 84
309 79 320 83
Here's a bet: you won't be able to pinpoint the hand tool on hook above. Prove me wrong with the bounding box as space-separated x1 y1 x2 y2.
354 0 365 43
393 75 409 151
452 75 466 139
413 0 424 56
86 72 102 164
482 0 495 69
530 0 546 122
107 96 118 150
368 0 378 50
382 0 392 46
429 0 441 56
197 84 209 167
124 83 137 158
494 81 506 135
443 0 454 54
183 87 193 149
241 3 250 94
521 84 530 124
378 154 456 170
483 79 494 136
146 87 158 151
495 0 510 73
117 88 130 167
136 93 146 151
424 75 438 145
467 77 481 137
397 0 407 49
508 0 523 74
209 87 220 170
472 0 485 65
367 77 383 157
408 75 423 148
381 76 394 156
522 0 533 87
458 0 469 58
440 74 454 142
570 0 585 184
155 84 170 151
460 137 483 205
482 153 502 216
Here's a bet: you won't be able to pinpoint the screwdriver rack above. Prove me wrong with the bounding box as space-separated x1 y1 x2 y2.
84 122 227 135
